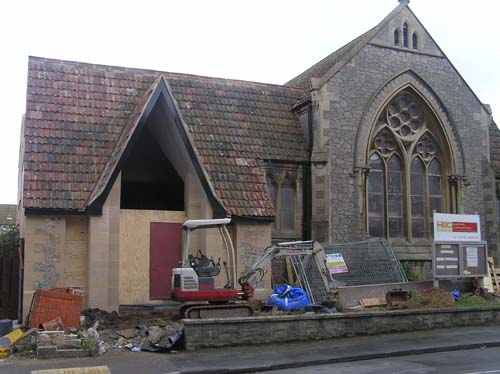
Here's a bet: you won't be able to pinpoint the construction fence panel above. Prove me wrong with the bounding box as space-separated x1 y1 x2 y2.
322 239 407 286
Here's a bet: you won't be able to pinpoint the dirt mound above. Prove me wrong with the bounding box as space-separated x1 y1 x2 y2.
81 308 123 329
410 288 455 309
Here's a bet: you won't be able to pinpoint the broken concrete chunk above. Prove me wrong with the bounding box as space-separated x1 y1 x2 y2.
146 326 165 344
115 328 139 340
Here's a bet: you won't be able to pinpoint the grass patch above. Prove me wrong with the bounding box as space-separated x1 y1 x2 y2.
455 298 500 308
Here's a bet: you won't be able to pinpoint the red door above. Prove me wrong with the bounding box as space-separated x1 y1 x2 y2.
150 222 182 298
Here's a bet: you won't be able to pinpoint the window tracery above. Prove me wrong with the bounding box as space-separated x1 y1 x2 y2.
266 169 297 238
366 90 449 240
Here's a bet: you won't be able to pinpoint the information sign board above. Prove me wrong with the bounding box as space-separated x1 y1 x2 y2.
433 241 488 278
325 253 348 274
433 213 481 242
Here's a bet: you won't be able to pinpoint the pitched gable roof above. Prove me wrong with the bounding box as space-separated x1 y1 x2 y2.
286 1 408 89
23 57 306 217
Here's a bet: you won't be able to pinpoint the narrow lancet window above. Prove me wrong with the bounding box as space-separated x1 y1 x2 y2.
403 23 409 47
394 29 400 46
412 32 418 49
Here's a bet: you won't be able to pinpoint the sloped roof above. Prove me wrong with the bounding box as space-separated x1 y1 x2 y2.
286 1 408 89
24 57 306 217
489 121 500 177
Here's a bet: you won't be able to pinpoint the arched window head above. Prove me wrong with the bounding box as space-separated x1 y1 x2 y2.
412 32 418 49
403 23 409 48
366 89 450 241
266 169 298 238
394 29 400 46
280 176 295 232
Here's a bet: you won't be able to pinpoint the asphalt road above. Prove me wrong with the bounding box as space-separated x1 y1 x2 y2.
1 326 500 374
263 346 500 374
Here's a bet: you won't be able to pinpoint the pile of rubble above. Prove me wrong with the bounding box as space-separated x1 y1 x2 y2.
80 308 183 353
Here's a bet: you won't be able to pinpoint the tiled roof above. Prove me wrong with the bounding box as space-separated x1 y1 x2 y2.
286 30 373 90
489 121 500 177
286 2 406 89
24 57 306 217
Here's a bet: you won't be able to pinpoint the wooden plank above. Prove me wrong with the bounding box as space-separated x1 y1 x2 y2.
64 217 88 288
119 210 184 305
360 297 387 307
488 257 499 292
285 257 294 284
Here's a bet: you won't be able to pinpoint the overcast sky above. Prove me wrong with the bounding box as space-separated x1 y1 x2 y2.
1 0 499 205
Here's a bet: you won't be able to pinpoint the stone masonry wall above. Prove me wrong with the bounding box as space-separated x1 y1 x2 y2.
233 220 272 298
183 306 500 350
320 43 495 258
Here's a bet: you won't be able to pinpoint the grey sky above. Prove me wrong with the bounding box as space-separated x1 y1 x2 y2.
1 0 498 204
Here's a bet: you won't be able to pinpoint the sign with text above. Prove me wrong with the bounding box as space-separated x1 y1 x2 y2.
434 243 460 277
325 253 348 274
461 243 487 277
433 213 481 242
433 241 488 278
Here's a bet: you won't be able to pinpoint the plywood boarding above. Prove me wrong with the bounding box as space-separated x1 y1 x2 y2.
64 217 88 288
22 216 66 318
119 210 184 305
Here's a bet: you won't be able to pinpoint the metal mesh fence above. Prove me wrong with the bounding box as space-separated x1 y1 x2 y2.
323 239 408 286
270 239 407 304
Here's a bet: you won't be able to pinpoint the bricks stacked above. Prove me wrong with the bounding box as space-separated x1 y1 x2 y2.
30 288 83 329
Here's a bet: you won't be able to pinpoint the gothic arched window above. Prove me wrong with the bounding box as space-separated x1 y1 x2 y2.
403 23 409 47
394 29 400 46
412 32 418 49
266 169 297 239
366 89 450 241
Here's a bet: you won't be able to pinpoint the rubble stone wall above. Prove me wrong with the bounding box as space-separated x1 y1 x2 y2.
183 306 500 350
319 42 495 260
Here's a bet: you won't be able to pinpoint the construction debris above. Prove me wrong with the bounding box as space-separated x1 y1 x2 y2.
29 288 83 329
386 289 412 307
360 297 387 308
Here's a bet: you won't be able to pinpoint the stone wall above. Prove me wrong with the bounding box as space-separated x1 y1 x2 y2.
88 173 121 312
233 219 272 298
316 40 495 259
183 306 500 350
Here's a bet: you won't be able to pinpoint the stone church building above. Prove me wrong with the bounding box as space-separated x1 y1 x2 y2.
19 0 500 314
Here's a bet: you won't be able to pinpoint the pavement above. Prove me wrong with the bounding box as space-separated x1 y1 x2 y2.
2 326 500 374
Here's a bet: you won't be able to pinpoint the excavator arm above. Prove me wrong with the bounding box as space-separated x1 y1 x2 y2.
238 241 335 302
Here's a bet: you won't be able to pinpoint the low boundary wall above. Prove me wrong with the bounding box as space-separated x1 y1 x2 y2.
183 306 500 350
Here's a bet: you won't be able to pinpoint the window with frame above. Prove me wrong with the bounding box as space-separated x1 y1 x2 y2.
403 22 409 47
366 90 448 240
394 29 400 46
266 170 297 239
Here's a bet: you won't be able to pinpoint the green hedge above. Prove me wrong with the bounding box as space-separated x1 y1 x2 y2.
0 225 20 249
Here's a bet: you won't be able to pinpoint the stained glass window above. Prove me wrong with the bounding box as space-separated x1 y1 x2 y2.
367 89 448 241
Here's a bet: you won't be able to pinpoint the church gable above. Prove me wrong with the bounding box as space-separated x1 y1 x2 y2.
370 6 443 56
